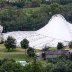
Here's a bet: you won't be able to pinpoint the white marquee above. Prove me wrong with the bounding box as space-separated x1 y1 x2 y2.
3 14 72 49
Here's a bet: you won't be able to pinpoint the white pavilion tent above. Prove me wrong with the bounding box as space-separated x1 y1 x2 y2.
3 14 72 49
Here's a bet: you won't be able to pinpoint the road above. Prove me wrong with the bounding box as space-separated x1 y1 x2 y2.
0 52 25 54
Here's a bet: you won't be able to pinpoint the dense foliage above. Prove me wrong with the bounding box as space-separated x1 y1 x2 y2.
0 57 72 72
27 47 35 57
0 59 24 72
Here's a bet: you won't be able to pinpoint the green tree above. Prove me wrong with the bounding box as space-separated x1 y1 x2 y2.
50 3 63 15
31 0 40 7
27 47 35 57
57 42 64 50
21 39 29 54
15 0 25 8
4 36 16 52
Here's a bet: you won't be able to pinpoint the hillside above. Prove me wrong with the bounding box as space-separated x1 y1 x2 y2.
0 1 72 72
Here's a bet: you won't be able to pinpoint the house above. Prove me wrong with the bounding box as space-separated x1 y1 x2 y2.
41 50 69 59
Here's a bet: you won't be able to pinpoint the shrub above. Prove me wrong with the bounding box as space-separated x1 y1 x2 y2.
27 47 35 57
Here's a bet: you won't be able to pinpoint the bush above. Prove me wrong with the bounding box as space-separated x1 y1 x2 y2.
0 61 23 72
27 47 35 57
51 61 70 72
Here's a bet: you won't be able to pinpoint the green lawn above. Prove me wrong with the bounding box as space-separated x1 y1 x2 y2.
0 44 70 61
0 44 33 61
0 53 32 61
0 44 41 52
0 44 37 61
0 44 26 52
49 47 57 50
49 47 70 51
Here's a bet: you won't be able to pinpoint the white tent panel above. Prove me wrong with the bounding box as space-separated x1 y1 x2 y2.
3 14 72 49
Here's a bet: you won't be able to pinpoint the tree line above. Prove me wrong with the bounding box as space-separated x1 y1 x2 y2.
4 36 35 57
0 55 72 72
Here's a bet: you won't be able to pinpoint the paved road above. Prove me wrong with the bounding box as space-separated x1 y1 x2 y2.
0 52 25 54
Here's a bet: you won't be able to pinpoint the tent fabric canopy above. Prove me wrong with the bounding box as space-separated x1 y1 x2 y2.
37 14 72 41
3 14 72 49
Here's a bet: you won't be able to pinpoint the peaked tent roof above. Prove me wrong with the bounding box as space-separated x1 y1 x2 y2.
37 14 72 41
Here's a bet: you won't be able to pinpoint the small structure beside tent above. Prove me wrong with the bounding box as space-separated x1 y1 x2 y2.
41 50 69 59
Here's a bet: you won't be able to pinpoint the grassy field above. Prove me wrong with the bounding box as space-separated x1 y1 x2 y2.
0 44 41 52
0 44 69 61
49 47 57 50
0 53 32 61
0 44 33 61
0 44 26 52
0 44 39 61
